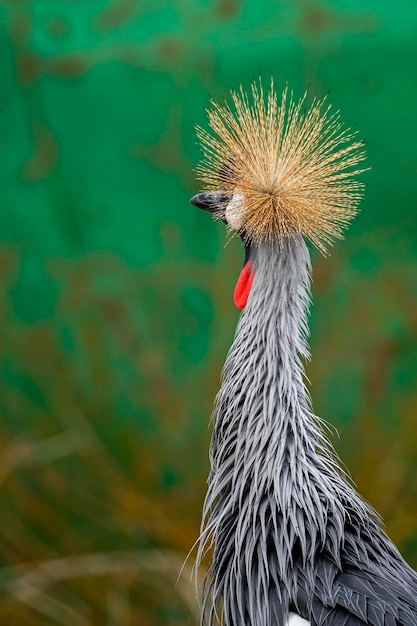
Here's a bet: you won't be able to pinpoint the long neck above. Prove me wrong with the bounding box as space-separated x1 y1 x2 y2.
226 236 315 465
198 236 365 626
211 237 336 507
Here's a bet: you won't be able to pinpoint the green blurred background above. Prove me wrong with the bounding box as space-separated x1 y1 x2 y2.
1 0 417 623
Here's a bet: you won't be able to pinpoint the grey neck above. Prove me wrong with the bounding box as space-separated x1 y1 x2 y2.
198 236 368 625
213 236 325 485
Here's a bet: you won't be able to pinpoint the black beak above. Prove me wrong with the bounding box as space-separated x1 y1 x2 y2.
190 191 231 214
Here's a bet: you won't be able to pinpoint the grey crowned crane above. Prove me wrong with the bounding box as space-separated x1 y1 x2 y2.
190 80 417 626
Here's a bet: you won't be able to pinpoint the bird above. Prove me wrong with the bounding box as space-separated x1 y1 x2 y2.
189 79 417 626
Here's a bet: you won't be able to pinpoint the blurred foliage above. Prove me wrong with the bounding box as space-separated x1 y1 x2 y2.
0 0 417 623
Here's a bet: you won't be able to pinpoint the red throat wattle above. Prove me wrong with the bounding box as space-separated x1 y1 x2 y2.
234 261 254 310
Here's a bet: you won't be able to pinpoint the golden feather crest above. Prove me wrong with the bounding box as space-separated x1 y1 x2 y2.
195 79 367 253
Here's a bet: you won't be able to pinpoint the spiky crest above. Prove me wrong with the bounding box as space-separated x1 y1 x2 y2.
196 79 367 253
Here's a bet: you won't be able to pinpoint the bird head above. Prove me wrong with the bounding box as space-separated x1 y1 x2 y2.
191 79 367 310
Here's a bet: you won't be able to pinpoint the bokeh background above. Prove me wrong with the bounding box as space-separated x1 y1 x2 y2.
1 0 417 624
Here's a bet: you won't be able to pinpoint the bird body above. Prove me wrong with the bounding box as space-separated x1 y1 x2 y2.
190 81 417 625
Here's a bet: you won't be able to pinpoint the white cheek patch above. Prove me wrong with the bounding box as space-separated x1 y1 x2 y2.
225 193 245 231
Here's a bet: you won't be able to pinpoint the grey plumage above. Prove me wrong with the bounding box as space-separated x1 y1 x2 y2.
196 236 417 625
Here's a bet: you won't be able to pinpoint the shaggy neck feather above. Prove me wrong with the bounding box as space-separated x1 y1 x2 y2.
197 236 368 625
